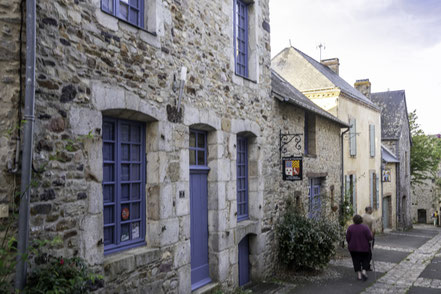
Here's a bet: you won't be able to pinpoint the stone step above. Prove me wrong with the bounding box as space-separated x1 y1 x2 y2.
193 282 220 294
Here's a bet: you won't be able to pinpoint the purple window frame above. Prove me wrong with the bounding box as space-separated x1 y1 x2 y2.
234 0 249 78
103 117 146 254
101 0 144 29
189 129 208 169
237 136 249 221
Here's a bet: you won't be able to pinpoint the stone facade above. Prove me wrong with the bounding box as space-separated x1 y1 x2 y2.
272 47 383 229
1 0 274 292
0 0 22 218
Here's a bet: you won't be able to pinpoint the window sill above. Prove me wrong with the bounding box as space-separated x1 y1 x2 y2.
236 219 259 243
304 153 317 158
101 9 157 36
104 245 161 277
234 73 257 84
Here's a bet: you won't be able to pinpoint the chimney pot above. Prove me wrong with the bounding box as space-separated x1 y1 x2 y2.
321 58 340 75
354 79 371 99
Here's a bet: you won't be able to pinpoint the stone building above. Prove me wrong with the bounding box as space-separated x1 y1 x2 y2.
265 70 348 269
1 0 274 292
369 88 412 229
272 47 383 229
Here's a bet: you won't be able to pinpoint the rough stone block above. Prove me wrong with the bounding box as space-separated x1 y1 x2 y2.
134 248 161 267
148 218 180 247
178 265 191 294
209 250 230 282
79 214 104 266
94 8 118 32
175 182 190 217
69 107 101 136
209 231 234 252
179 215 190 240
173 240 190 268
208 181 226 210
208 209 229 233
0 204 9 218
179 149 189 182
183 106 199 126
88 182 102 214
226 181 236 201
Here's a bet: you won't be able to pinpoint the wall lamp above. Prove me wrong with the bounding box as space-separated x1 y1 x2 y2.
173 66 187 112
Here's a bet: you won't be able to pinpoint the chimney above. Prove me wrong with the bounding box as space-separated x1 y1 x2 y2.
354 79 371 99
321 58 340 75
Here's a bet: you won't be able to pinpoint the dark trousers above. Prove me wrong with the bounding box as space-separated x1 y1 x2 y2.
350 251 370 272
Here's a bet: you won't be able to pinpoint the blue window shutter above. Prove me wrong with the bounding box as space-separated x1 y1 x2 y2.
370 172 374 207
103 117 146 254
353 176 357 213
370 125 375 157
237 136 248 221
349 119 356 156
376 174 380 209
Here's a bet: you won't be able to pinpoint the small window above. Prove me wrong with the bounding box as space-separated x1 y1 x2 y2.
189 130 207 167
237 136 249 221
101 0 144 28
102 117 146 254
234 0 249 78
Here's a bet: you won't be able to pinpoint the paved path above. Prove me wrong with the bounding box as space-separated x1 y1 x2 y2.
249 224 441 294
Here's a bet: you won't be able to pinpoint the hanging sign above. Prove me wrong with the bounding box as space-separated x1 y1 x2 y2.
282 156 303 181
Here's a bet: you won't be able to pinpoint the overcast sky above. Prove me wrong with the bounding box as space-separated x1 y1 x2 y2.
269 0 441 135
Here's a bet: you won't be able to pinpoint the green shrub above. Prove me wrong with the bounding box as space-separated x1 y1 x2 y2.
276 210 341 270
24 255 103 294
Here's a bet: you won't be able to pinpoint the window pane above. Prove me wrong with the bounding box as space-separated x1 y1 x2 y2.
132 183 140 199
132 202 140 219
121 184 129 201
129 0 138 7
121 224 130 242
103 143 114 161
131 125 140 142
121 123 129 142
121 164 130 181
119 2 129 20
103 164 114 182
131 222 140 240
104 205 114 224
197 150 205 166
104 226 114 245
121 144 130 161
190 150 196 165
197 133 205 148
103 121 114 140
102 0 113 13
103 185 114 203
132 164 140 181
190 132 196 147
129 9 138 25
132 145 140 161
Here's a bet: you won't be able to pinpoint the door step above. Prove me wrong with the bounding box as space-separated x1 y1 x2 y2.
192 282 219 294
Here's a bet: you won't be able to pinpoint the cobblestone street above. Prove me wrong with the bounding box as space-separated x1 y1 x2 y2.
249 224 441 294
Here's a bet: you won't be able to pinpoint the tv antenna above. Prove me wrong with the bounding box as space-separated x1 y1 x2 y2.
316 43 326 61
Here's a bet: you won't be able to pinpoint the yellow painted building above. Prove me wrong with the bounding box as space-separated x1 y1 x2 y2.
272 47 382 226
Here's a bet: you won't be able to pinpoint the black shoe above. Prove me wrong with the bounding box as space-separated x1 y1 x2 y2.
362 273 368 281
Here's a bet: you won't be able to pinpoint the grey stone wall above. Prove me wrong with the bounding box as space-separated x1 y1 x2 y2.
260 99 343 274
0 0 22 218
397 112 412 229
5 0 272 292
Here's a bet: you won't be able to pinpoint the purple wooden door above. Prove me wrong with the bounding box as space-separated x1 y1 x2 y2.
238 236 250 286
190 130 211 290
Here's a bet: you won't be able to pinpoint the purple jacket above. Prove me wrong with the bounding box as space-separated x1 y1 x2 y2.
346 223 373 252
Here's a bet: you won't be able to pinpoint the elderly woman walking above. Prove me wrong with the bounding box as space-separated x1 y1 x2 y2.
346 214 373 281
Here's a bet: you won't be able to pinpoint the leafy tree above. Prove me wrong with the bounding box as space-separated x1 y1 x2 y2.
409 110 441 185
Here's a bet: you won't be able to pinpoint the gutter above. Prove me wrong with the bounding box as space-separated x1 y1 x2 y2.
15 0 36 290
340 127 350 227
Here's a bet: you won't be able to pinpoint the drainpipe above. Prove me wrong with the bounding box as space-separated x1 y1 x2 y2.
340 127 350 228
15 0 36 290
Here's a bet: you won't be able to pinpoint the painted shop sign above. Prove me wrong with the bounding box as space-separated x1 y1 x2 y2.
282 156 303 181
382 169 391 182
